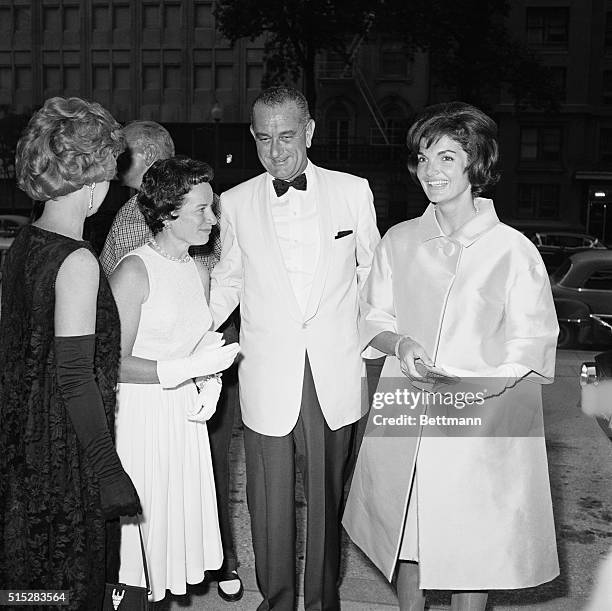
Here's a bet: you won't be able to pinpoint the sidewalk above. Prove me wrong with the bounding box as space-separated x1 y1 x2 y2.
163 349 612 610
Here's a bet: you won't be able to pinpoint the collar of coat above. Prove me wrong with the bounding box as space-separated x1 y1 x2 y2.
420 197 500 247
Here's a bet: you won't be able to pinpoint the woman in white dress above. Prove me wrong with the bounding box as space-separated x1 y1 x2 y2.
343 103 559 611
110 157 240 601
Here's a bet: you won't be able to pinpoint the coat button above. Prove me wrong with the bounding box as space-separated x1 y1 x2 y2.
442 241 456 256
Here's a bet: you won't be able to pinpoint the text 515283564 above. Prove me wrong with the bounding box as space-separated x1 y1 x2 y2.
0 591 69 606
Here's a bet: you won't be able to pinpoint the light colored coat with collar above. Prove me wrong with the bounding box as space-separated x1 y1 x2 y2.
209 163 380 437
343 199 560 589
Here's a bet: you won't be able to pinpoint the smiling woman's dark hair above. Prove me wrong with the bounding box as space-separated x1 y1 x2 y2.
137 156 214 235
406 101 500 197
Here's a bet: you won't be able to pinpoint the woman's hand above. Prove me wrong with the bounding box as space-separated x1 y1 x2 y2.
397 336 432 378
397 336 457 383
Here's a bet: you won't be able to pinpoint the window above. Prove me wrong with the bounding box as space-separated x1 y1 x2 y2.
325 99 352 161
194 1 214 28
64 66 80 93
584 269 612 291
193 49 212 93
113 4 130 29
246 49 263 91
63 6 79 32
549 66 566 102
539 234 581 248
43 6 61 32
380 41 411 79
0 66 10 93
93 65 110 90
0 8 9 37
93 5 109 30
600 128 612 162
143 1 181 29
141 51 183 97
215 65 233 90
163 3 181 30
247 65 263 90
606 12 612 53
42 49 80 95
44 66 61 92
164 64 180 90
193 64 211 90
42 4 79 44
526 8 569 47
550 259 571 284
91 50 130 110
15 66 31 90
92 2 130 33
604 71 612 105
429 53 458 102
520 126 562 161
14 6 31 34
517 184 560 219
143 65 161 90
113 65 130 90
380 100 410 145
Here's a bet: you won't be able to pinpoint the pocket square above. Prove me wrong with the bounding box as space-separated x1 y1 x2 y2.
334 230 353 239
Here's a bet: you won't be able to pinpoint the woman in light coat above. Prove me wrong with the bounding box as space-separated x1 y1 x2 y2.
343 102 559 611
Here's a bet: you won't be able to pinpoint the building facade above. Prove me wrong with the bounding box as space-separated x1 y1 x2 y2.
497 0 612 238
0 0 609 237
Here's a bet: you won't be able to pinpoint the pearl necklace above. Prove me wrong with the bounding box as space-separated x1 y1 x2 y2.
148 237 192 263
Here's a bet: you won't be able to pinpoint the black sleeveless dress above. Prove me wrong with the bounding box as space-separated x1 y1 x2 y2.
0 225 121 610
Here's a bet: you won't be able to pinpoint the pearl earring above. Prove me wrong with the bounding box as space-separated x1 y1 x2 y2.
88 183 95 210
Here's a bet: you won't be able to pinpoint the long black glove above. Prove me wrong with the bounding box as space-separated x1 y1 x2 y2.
55 334 141 519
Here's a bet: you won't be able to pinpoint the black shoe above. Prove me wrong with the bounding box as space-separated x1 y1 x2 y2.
217 569 244 602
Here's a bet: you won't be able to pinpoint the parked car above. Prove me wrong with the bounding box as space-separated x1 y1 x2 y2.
551 250 612 348
528 231 607 272
0 214 28 238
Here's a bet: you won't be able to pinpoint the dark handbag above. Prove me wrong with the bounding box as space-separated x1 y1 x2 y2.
102 519 151 611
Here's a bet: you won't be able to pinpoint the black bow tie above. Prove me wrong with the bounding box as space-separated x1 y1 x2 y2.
272 173 307 197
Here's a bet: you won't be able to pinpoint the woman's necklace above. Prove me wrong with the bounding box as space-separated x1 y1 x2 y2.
149 237 191 263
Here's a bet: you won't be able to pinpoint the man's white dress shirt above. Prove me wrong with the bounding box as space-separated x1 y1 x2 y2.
268 163 320 314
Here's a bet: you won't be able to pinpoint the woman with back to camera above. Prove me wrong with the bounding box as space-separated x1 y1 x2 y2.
109 157 240 602
343 102 560 611
0 97 140 609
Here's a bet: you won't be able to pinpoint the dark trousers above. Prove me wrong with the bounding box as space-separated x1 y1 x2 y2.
207 313 240 572
244 354 352 611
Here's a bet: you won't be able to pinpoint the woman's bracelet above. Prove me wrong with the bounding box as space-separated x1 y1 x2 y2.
394 334 410 359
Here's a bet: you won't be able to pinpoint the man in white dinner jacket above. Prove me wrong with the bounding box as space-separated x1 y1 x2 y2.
209 86 380 610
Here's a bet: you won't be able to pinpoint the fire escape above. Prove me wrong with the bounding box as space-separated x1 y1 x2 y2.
315 25 423 229
316 15 390 146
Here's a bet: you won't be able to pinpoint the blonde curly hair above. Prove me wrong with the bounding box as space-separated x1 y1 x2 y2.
16 97 125 201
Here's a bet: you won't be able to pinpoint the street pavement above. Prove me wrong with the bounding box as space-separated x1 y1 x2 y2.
162 349 612 610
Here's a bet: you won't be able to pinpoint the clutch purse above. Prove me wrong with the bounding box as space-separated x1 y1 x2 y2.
102 519 150 611
188 373 223 422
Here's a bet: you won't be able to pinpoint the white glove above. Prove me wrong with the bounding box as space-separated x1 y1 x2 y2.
157 340 240 389
187 374 223 422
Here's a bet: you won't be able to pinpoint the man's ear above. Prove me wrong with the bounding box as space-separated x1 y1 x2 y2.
142 143 159 167
305 120 315 148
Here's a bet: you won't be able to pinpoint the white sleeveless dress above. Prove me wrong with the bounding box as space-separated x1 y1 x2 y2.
115 244 223 601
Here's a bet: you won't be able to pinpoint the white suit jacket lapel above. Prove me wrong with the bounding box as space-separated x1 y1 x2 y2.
304 164 333 322
257 175 303 322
